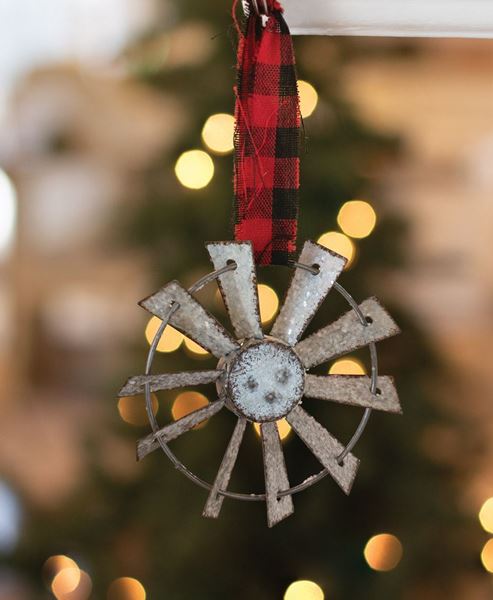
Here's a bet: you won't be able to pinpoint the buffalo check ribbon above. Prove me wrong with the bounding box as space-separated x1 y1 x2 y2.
233 0 301 265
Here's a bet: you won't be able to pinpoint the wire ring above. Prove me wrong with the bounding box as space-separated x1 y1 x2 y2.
144 260 378 501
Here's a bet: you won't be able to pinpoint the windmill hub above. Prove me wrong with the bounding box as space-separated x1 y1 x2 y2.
226 338 305 423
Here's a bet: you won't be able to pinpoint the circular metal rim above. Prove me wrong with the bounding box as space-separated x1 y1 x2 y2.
144 261 378 502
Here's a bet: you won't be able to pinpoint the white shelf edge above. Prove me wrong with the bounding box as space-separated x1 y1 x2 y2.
246 1 493 38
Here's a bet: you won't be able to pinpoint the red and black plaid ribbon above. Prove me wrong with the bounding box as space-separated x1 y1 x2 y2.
233 0 301 265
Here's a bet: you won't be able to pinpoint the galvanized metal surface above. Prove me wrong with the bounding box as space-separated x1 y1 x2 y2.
203 418 247 519
119 370 222 397
305 375 402 413
206 241 263 340
295 297 400 368
287 405 360 494
227 339 305 422
270 241 346 346
261 421 294 527
139 281 239 359
124 247 401 523
137 400 224 461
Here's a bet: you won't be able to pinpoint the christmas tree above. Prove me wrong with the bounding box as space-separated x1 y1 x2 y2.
10 1 475 598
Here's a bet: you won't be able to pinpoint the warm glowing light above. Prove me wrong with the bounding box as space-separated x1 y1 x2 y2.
258 284 279 324
183 336 210 357
479 498 493 534
51 567 81 597
284 579 325 600
202 113 235 154
118 394 158 426
298 80 319 119
364 533 403 572
145 317 183 353
108 577 146 600
62 571 92 600
329 358 366 375
337 200 377 239
172 392 209 427
0 169 17 259
43 555 78 587
175 150 214 189
481 539 493 573
317 231 355 268
254 418 292 441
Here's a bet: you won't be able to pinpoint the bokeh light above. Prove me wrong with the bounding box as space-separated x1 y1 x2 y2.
254 418 292 441
364 533 403 571
284 579 325 600
172 391 209 427
258 284 279 324
145 317 183 353
107 577 146 600
479 498 493 533
175 149 214 189
51 567 81 597
43 555 79 587
0 169 17 260
298 80 319 119
481 539 493 573
202 113 235 154
118 394 159 426
183 336 210 357
0 482 21 553
329 357 366 375
317 231 355 268
337 200 377 239
53 570 92 600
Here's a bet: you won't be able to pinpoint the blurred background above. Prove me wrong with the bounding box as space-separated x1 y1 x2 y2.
1 0 493 598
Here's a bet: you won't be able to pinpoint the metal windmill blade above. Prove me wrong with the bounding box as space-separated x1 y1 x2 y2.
120 240 401 527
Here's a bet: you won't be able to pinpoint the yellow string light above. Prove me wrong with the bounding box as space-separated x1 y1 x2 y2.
258 284 279 324
254 419 292 441
108 577 146 600
481 539 493 573
479 498 493 534
183 336 210 357
51 567 81 598
43 555 78 585
284 580 325 600
202 113 235 154
337 200 377 239
329 358 366 375
298 80 319 119
317 231 355 269
118 393 159 427
175 149 214 189
364 533 403 572
145 317 183 353
172 392 209 428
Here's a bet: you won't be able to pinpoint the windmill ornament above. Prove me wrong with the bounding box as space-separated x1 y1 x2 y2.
120 0 401 527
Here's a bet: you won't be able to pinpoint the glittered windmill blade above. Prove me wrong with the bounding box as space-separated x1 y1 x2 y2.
121 240 401 527
203 418 247 519
260 421 294 527
304 375 402 414
295 297 400 369
206 241 263 340
119 370 222 397
137 400 225 461
139 281 239 359
271 241 346 345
